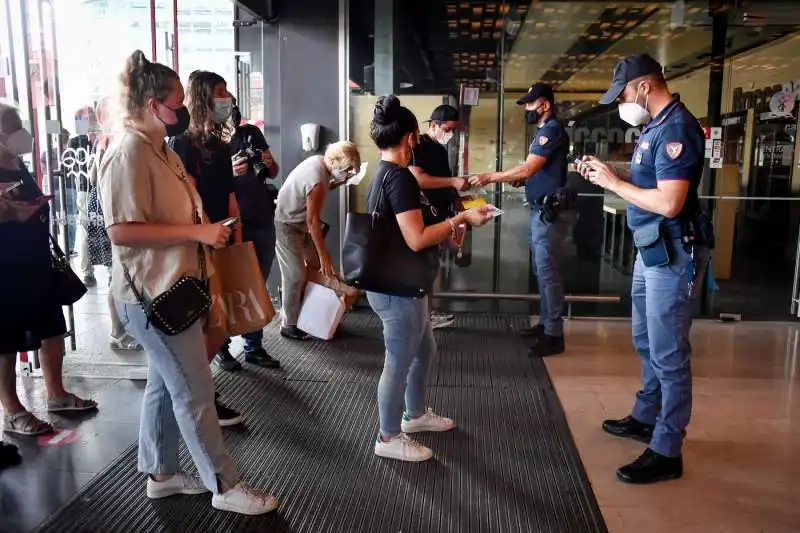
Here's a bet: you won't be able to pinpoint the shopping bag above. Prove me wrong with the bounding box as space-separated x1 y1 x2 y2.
306 268 361 309
206 242 276 338
297 282 346 340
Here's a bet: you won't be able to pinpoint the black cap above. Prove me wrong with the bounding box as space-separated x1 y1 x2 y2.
517 82 554 106
428 105 460 123
599 53 664 105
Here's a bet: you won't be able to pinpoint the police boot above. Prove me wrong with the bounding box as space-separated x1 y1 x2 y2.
528 334 565 357
616 449 683 484
602 415 654 443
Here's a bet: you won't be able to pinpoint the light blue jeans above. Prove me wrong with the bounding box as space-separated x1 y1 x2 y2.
530 209 572 337
630 241 710 457
367 292 435 439
117 301 241 492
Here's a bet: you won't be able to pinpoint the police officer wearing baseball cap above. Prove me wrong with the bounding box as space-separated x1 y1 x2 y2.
579 53 713 484
471 82 571 357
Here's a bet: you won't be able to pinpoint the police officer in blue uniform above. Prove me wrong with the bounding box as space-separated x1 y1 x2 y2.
471 82 572 357
580 54 712 484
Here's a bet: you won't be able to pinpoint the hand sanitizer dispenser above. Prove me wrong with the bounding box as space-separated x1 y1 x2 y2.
301 123 320 152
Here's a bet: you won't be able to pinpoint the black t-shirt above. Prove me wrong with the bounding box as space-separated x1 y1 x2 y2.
411 134 458 213
228 125 276 227
169 133 234 223
0 164 51 273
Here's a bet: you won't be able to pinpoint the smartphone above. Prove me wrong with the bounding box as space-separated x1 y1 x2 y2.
567 153 585 170
486 204 504 218
221 216 240 228
0 180 23 194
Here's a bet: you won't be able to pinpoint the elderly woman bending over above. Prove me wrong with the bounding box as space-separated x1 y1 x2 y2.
275 141 360 340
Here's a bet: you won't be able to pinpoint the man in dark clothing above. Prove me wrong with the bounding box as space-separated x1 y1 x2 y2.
409 105 467 329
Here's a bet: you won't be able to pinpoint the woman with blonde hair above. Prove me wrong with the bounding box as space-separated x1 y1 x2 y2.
98 50 276 514
275 140 360 340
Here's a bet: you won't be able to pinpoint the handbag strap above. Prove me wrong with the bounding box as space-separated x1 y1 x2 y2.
49 234 66 259
371 165 397 218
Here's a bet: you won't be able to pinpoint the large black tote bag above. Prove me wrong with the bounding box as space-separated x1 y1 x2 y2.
342 167 438 298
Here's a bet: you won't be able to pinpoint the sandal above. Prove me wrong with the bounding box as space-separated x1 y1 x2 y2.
47 393 98 413
110 332 142 351
280 326 313 341
4 412 53 436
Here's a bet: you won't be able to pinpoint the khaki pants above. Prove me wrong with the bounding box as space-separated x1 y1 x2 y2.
275 222 320 327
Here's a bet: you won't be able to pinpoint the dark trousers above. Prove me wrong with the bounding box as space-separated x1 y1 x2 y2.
238 220 277 351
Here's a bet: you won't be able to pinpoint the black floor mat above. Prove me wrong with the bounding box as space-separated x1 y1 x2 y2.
35 312 607 533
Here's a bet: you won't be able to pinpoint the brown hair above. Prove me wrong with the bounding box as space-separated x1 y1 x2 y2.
185 70 230 155
119 50 179 121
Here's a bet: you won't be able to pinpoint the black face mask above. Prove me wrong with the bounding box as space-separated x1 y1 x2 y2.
158 105 190 137
525 109 541 125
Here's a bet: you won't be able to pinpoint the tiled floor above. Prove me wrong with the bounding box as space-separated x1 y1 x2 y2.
3 293 800 532
547 319 800 533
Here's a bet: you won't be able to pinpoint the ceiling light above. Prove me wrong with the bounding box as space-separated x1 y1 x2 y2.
399 82 414 89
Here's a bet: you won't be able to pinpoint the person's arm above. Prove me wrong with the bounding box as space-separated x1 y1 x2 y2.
473 153 548 185
228 192 242 243
396 209 470 252
408 165 466 190
603 175 689 218
306 183 334 276
108 223 223 248
261 148 279 178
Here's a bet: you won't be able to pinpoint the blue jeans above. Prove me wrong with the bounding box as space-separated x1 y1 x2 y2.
530 209 571 337
367 292 435 439
117 301 241 492
240 221 276 351
630 240 710 457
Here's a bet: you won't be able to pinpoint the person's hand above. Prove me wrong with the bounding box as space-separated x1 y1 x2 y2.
511 178 526 188
452 177 468 191
461 206 493 227
319 254 336 278
260 150 275 167
469 173 492 187
232 155 249 177
581 155 620 191
195 223 232 248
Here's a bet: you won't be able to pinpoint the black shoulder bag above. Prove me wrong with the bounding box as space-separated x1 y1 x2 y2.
342 167 439 298
122 161 211 336
50 235 88 306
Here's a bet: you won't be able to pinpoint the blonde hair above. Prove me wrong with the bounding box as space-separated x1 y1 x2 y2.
119 50 179 121
324 140 360 172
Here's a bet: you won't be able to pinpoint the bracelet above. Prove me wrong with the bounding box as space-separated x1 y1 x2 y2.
446 217 456 240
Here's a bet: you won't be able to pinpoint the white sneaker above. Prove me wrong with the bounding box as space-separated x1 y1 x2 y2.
401 408 456 434
430 312 454 330
146 472 208 499
211 482 279 515
374 433 433 462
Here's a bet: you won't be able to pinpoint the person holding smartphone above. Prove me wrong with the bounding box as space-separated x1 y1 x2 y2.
0 102 97 437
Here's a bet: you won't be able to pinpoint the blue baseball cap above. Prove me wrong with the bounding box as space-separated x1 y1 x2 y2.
599 54 664 105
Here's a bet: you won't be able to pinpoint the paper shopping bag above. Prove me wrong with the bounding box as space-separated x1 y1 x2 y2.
306 268 361 309
297 282 347 340
206 242 276 338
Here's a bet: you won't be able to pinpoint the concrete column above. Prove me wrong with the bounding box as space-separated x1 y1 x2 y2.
374 0 394 95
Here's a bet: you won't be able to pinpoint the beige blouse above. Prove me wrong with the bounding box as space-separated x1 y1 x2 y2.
98 126 212 304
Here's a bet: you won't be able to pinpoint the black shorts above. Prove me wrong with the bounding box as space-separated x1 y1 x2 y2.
0 300 66 354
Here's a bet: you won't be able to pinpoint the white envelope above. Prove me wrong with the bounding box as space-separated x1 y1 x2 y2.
297 282 347 341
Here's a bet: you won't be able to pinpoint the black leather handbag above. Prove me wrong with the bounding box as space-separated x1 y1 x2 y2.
342 167 439 298
49 235 87 306
122 167 211 336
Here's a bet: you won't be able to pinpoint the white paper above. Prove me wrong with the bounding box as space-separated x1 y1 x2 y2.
710 127 722 140
346 162 369 187
710 157 723 169
297 282 346 340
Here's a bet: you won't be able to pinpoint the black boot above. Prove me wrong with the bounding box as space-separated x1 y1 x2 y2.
519 324 545 338
528 334 565 357
244 347 281 369
602 415 654 444
617 448 683 484
215 343 242 372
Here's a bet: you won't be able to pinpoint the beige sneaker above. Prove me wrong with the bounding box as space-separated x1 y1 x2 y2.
401 408 456 433
374 433 433 462
211 482 278 515
146 472 208 499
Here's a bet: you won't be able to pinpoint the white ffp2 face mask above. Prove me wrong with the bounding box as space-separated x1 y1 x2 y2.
618 85 651 127
438 131 454 145
3 128 34 155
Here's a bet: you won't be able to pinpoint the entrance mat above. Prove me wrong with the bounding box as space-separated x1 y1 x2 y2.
35 312 607 533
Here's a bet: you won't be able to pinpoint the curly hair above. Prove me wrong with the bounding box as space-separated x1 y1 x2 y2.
185 70 231 156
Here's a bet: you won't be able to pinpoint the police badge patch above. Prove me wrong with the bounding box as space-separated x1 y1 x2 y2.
665 142 683 160
539 136 549 145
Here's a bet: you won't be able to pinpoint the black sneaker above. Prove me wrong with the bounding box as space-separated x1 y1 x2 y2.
215 400 243 427
602 415 654 444
617 448 683 484
244 347 280 369
215 345 242 372
519 324 545 338
280 326 312 341
528 334 565 357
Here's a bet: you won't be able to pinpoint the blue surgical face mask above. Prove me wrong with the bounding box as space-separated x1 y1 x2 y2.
211 98 233 124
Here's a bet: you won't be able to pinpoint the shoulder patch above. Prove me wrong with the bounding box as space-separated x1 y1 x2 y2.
665 142 683 160
539 136 549 146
